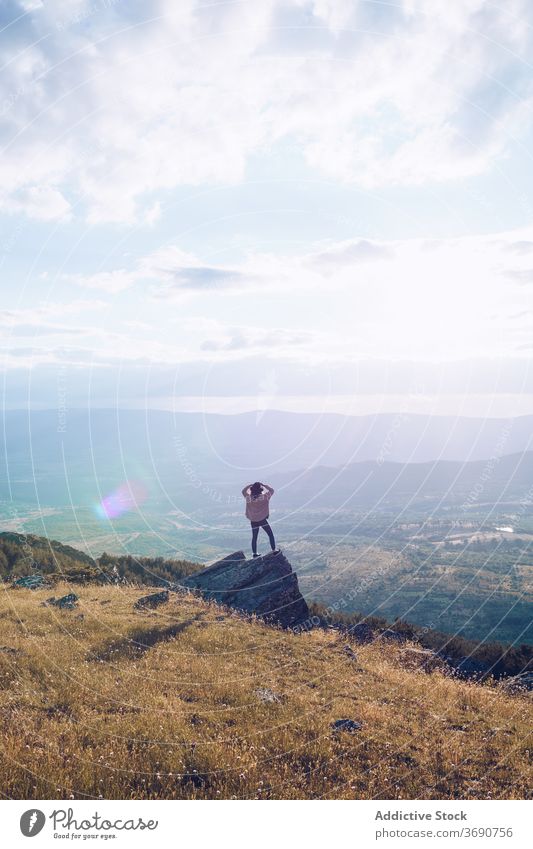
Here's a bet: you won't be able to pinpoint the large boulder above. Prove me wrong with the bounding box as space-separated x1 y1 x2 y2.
180 550 309 628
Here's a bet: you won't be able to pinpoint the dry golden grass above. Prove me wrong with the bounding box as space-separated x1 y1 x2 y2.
0 582 531 800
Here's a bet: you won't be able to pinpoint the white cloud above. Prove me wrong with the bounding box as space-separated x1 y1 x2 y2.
49 223 533 365
142 246 251 294
66 245 261 296
67 269 138 294
0 299 105 324
200 325 311 352
309 239 394 270
0 299 107 342
18 1 44 12
0 185 71 220
0 0 531 221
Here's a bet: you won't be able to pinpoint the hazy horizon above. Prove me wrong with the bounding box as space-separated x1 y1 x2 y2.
5 401 533 420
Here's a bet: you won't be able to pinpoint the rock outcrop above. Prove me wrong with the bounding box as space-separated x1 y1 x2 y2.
500 671 533 693
134 590 169 610
399 647 448 673
349 622 375 643
51 593 79 609
13 575 46 589
180 550 309 628
331 718 363 733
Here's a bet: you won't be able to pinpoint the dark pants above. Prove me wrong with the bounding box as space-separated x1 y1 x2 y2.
250 518 276 555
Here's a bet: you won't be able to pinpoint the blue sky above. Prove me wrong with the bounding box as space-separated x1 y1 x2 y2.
2 0 533 416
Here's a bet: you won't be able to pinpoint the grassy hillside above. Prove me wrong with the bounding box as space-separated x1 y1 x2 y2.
0 582 531 800
0 531 96 576
0 532 201 586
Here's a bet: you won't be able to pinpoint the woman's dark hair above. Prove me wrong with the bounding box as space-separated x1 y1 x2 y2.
250 481 263 498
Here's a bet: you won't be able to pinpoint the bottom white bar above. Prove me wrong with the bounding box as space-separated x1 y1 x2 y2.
2 799 530 848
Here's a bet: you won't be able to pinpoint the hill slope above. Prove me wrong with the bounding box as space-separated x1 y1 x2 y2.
0 582 530 800
0 531 200 586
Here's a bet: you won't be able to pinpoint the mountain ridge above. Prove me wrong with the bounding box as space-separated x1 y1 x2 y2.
3 408 533 508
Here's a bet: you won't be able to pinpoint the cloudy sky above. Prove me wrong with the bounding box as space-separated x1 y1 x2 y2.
2 0 533 415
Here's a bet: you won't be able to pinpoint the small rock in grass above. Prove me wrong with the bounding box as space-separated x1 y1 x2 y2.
53 593 79 609
255 687 281 703
331 718 363 733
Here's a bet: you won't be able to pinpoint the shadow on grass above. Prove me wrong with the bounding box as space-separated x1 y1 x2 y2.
87 614 203 662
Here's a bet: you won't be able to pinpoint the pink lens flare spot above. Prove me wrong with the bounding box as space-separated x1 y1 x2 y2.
96 481 148 519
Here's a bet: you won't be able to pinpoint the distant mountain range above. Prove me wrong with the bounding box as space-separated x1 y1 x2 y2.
1 409 532 510
274 450 533 511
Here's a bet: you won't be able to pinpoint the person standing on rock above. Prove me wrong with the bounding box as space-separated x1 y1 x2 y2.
241 481 279 558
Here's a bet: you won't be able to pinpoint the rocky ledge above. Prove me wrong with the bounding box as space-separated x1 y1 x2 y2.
179 550 309 629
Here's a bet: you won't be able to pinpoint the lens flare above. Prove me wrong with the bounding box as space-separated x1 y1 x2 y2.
96 481 148 519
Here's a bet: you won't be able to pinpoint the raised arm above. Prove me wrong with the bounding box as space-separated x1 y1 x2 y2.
261 483 274 496
241 485 251 497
